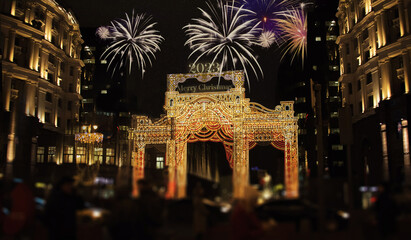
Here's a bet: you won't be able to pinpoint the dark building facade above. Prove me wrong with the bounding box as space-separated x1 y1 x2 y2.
1 0 83 182
337 0 411 206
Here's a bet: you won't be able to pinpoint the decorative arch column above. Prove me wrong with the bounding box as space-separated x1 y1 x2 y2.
132 142 145 197
232 121 249 199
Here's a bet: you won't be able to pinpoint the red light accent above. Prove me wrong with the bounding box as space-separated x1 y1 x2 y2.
370 196 377 203
263 17 267 23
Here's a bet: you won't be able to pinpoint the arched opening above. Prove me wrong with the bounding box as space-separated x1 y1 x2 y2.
186 142 232 200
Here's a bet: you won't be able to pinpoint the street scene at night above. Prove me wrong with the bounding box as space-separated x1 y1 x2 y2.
1 0 411 239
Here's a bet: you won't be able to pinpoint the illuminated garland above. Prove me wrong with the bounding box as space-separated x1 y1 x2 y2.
75 133 104 144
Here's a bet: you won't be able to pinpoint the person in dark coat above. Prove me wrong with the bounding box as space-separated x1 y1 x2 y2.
45 176 84 240
375 182 398 239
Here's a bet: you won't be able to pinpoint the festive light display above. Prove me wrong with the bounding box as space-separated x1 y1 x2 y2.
75 133 104 144
184 0 263 88
129 71 298 199
98 11 164 77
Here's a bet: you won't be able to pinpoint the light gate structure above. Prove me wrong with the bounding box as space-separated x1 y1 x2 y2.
129 71 299 199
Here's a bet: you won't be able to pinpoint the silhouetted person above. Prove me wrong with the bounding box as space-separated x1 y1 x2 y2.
375 182 398 239
230 186 263 240
192 182 208 240
45 176 84 240
2 182 35 239
136 179 164 240
108 187 140 240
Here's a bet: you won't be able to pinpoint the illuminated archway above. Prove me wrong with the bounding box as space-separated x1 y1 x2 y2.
130 71 298 199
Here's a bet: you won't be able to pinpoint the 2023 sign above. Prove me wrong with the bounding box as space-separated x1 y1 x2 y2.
188 62 221 73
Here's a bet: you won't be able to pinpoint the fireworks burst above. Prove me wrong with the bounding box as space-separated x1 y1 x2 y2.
184 0 263 87
100 11 164 77
278 8 307 64
242 0 296 30
258 30 276 48
96 26 112 40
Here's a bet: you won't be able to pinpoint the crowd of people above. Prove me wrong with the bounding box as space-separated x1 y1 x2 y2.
0 177 404 240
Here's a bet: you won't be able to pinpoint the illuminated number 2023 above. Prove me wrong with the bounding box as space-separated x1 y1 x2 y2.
188 63 220 73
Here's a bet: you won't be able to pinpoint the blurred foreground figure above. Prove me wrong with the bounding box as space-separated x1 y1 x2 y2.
45 176 84 240
230 186 263 240
375 182 398 239
192 182 208 240
2 182 35 239
135 179 164 240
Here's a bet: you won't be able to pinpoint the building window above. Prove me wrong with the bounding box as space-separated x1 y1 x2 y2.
58 98 62 108
348 83 353 94
36 147 45 163
60 62 65 73
45 112 51 123
315 36 321 41
57 117 61 127
94 148 103 164
357 80 361 90
68 101 72 111
346 63 351 73
106 148 115 164
48 146 56 163
46 92 52 102
63 146 74 163
156 156 164 169
76 147 86 164
359 101 363 113
366 73 372 84
368 95 374 109
345 43 350 54
70 66 74 76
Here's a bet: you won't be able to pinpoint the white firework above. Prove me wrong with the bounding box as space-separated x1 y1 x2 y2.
184 0 263 87
258 30 276 48
101 11 164 77
96 26 112 40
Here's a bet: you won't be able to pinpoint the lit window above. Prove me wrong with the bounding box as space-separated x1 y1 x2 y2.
63 146 74 163
332 145 343 150
315 37 321 41
76 147 86 164
156 156 164 169
37 147 45 163
101 90 107 94
48 146 56 163
94 148 103 164
106 148 115 165
101 60 107 64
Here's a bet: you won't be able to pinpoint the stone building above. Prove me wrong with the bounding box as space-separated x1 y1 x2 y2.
1 0 83 180
336 0 411 194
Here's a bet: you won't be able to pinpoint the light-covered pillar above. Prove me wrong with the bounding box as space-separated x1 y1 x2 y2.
8 30 16 62
284 132 299 199
2 74 12 111
165 140 177 199
132 143 145 197
402 50 411 93
232 123 249 199
176 141 187 199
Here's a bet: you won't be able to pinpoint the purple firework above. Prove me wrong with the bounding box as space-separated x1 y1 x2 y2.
240 0 298 47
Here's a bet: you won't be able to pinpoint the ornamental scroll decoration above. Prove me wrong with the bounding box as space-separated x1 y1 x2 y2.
130 71 298 199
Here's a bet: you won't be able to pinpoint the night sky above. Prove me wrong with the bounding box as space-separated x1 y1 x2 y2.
57 0 298 116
